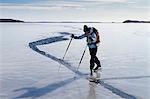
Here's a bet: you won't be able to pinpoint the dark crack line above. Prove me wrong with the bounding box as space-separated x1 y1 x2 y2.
29 35 85 76
29 34 137 99
98 80 137 99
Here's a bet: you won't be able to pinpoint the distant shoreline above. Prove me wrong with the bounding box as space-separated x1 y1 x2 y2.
0 19 24 23
0 19 150 23
123 20 150 23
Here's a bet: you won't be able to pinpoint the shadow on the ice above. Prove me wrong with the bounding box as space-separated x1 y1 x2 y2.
13 77 78 99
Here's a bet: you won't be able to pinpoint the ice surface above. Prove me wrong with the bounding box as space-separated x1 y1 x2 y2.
0 23 150 99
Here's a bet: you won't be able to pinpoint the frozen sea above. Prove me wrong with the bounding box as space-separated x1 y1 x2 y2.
0 23 150 99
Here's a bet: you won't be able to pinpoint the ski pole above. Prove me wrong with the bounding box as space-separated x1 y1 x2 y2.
62 37 73 60
76 45 87 71
58 36 73 72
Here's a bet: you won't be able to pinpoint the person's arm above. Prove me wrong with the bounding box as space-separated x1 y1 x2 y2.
71 34 85 39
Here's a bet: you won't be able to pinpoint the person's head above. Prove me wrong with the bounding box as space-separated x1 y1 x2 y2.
83 25 88 32
83 25 90 35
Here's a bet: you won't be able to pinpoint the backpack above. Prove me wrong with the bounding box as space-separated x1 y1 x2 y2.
90 27 100 44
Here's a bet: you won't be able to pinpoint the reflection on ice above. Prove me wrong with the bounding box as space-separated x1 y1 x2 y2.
87 82 96 99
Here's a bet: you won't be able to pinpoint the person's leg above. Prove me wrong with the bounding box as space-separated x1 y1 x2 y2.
90 59 94 75
94 56 101 68
89 48 95 76
92 48 101 70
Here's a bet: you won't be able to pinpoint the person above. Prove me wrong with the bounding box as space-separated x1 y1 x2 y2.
71 25 101 76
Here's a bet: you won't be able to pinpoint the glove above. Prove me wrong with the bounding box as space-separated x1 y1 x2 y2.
71 34 74 38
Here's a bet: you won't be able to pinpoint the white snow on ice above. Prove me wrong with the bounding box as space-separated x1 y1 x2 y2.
0 23 150 99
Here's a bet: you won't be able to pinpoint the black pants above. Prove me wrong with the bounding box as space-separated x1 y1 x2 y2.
89 47 101 75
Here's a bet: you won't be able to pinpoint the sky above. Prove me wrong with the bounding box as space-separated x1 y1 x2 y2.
0 0 150 22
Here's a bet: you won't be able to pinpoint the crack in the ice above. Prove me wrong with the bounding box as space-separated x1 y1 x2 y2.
102 76 150 81
17 32 137 99
98 80 137 99
28 35 85 76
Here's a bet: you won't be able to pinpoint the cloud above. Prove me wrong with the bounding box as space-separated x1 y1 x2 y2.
0 3 85 10
0 0 149 11
82 0 128 3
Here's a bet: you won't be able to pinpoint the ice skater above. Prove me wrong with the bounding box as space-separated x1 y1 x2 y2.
71 25 101 76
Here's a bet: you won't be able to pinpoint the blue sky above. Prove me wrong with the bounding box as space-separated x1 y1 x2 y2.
0 0 149 22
